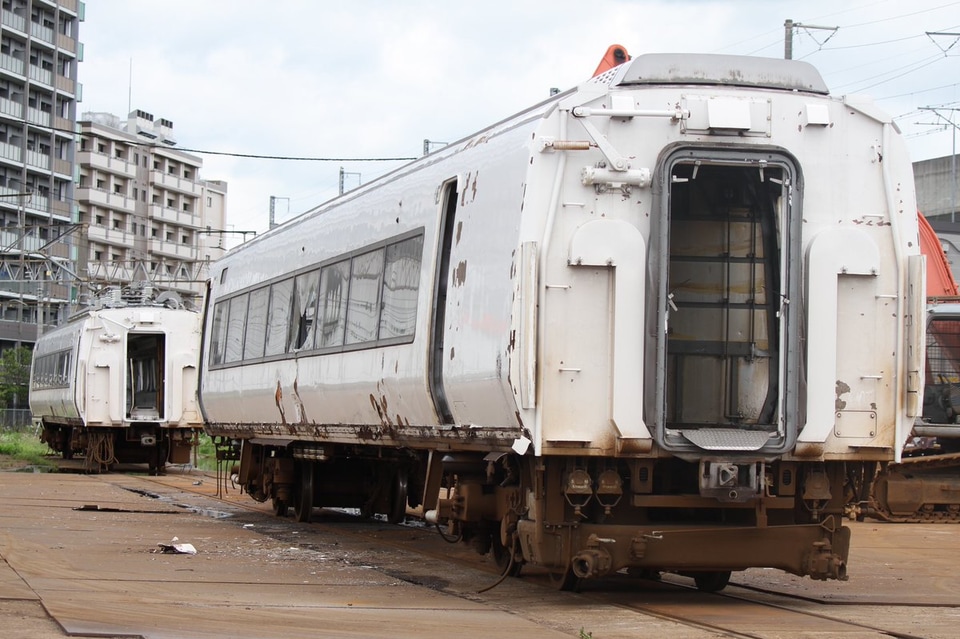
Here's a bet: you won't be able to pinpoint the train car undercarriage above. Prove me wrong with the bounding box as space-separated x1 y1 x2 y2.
39 421 197 474
223 438 852 592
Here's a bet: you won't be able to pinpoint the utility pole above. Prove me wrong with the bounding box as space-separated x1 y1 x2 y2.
268 196 289 230
339 167 361 195
918 107 960 222
783 19 838 59
422 139 448 157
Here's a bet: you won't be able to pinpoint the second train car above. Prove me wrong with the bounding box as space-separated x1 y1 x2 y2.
30 286 203 473
200 53 925 590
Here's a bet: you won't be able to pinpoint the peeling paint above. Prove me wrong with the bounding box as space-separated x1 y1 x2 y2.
456 221 463 246
449 346 455 360
453 260 467 286
291 378 308 425
274 381 286 426
835 380 851 411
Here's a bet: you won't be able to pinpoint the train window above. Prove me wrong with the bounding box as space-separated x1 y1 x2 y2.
264 279 293 356
289 270 321 351
244 287 269 359
209 301 228 366
345 248 385 345
224 294 248 363
317 259 350 348
380 235 423 339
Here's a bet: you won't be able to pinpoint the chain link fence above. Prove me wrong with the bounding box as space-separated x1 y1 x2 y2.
0 409 34 431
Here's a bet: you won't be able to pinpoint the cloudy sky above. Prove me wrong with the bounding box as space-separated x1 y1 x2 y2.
78 1 960 242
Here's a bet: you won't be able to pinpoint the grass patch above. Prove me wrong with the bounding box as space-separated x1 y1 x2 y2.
0 431 57 470
192 433 219 471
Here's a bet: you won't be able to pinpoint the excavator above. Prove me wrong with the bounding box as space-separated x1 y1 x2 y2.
850 213 960 522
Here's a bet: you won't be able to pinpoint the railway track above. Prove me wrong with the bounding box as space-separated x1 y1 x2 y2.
125 471 949 639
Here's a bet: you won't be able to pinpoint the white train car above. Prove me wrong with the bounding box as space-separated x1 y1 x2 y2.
200 53 924 590
30 288 203 472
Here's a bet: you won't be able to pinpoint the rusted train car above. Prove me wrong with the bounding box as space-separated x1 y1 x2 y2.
30 287 203 472
199 53 924 590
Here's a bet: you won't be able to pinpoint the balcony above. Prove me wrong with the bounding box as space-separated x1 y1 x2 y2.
0 53 24 77
0 97 22 119
30 22 55 46
24 193 50 216
26 106 51 127
76 187 136 213
86 224 133 248
59 0 78 14
147 238 198 260
149 170 203 196
147 203 201 228
1 10 26 34
55 74 74 95
77 150 136 178
53 158 70 176
0 142 21 163
28 65 53 87
0 228 44 253
56 33 76 55
25 149 49 170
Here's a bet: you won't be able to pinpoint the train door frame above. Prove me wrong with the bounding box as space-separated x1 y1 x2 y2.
126 332 165 421
429 179 458 424
652 147 804 457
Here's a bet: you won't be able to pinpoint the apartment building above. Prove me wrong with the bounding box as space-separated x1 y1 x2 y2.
76 110 226 309
0 0 81 349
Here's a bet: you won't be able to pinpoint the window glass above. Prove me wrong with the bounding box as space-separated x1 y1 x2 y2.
380 236 423 339
243 287 269 360
264 279 293 356
289 270 321 351
224 294 248 363
209 301 228 365
345 249 385 344
317 260 350 348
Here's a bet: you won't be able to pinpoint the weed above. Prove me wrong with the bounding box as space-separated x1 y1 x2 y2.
0 431 57 470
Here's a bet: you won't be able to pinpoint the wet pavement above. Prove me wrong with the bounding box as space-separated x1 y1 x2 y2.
2 467 960 638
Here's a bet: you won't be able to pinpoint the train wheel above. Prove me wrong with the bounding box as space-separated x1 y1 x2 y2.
294 463 314 523
387 469 408 524
491 535 522 577
692 570 731 592
271 497 288 517
61 428 74 460
548 565 581 592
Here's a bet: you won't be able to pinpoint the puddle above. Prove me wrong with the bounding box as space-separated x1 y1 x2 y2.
118 485 234 519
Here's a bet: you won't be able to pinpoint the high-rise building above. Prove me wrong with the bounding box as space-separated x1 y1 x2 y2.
0 0 82 349
75 110 226 309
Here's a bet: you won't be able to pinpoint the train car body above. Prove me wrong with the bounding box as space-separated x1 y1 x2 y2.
200 53 924 590
30 290 202 472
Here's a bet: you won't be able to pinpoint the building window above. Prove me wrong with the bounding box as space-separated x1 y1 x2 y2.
114 148 123 159
206 196 213 206
184 169 192 179
97 143 105 153
181 234 188 244
166 198 174 208
166 231 173 241
95 215 103 225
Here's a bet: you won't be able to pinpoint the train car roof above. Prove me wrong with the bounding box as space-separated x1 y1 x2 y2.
611 53 829 95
